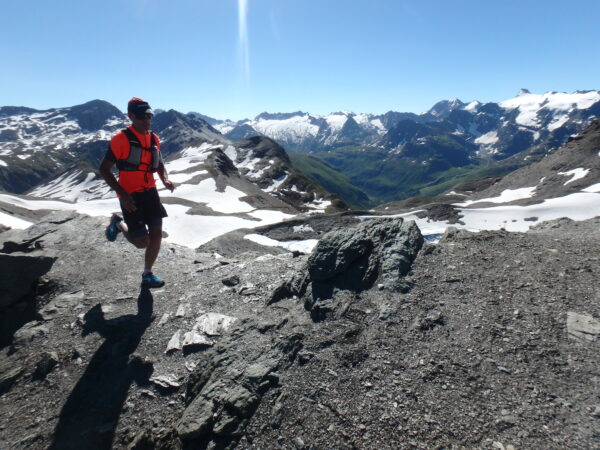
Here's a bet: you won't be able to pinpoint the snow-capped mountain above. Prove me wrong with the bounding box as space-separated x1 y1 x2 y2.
442 89 600 160
211 90 600 161
0 99 342 211
0 100 125 192
214 110 387 152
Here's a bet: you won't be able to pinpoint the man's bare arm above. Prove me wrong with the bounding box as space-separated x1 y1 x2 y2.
157 162 175 192
99 157 136 211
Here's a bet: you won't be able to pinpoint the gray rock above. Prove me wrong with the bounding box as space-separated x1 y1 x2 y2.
165 330 183 353
158 313 170 326
238 285 257 296
39 291 85 321
275 218 423 320
419 311 444 330
33 351 59 380
293 436 306 449
182 330 214 349
222 275 240 286
212 410 239 436
567 311 600 341
223 385 259 417
297 351 315 365
194 313 237 336
11 322 49 352
149 375 181 393
268 271 309 305
177 396 216 439
310 217 421 290
0 252 56 309
175 303 188 317
177 324 302 444
0 366 24 394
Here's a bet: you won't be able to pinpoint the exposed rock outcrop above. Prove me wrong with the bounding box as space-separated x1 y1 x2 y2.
271 217 423 320
177 320 302 447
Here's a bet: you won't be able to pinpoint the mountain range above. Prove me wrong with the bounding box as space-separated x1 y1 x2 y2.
0 90 599 219
206 90 600 204
210 90 600 159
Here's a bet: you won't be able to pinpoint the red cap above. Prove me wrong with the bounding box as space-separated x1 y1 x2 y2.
127 97 153 116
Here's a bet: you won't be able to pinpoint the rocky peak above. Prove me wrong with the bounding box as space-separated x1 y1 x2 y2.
67 99 124 132
152 110 226 156
427 98 465 118
236 136 291 164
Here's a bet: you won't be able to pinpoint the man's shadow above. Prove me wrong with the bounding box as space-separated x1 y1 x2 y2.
49 286 155 450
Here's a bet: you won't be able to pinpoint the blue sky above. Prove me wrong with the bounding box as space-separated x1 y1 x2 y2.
1 0 599 120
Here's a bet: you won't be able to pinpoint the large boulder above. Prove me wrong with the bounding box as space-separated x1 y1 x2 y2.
270 217 424 320
0 252 56 309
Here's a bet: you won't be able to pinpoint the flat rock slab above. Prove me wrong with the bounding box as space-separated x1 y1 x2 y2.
39 291 85 321
182 330 214 349
166 330 183 353
567 311 600 342
195 313 237 336
149 375 181 393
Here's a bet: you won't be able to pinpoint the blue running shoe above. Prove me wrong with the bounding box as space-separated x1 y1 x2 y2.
142 272 165 288
105 214 123 242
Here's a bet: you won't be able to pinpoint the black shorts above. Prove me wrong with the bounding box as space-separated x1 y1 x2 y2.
120 188 168 239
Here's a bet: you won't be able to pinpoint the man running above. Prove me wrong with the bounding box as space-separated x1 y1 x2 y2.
99 97 175 288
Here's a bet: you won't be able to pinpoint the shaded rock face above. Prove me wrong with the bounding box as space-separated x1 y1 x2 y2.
0 223 57 346
0 253 56 309
271 218 423 321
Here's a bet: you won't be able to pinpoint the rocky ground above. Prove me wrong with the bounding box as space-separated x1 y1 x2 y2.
1 211 600 449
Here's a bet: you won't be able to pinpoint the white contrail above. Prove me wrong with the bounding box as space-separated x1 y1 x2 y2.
238 0 250 81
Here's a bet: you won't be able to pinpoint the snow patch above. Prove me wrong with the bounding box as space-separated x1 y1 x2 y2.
558 168 589 185
475 131 499 145
0 210 32 229
456 187 537 207
244 233 318 253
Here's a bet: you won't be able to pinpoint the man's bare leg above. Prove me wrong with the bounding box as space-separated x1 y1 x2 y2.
145 226 162 272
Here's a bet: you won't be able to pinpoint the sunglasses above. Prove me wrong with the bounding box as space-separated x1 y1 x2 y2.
134 113 154 120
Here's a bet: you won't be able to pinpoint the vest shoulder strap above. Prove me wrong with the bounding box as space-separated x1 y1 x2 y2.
122 128 157 150
122 127 141 147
